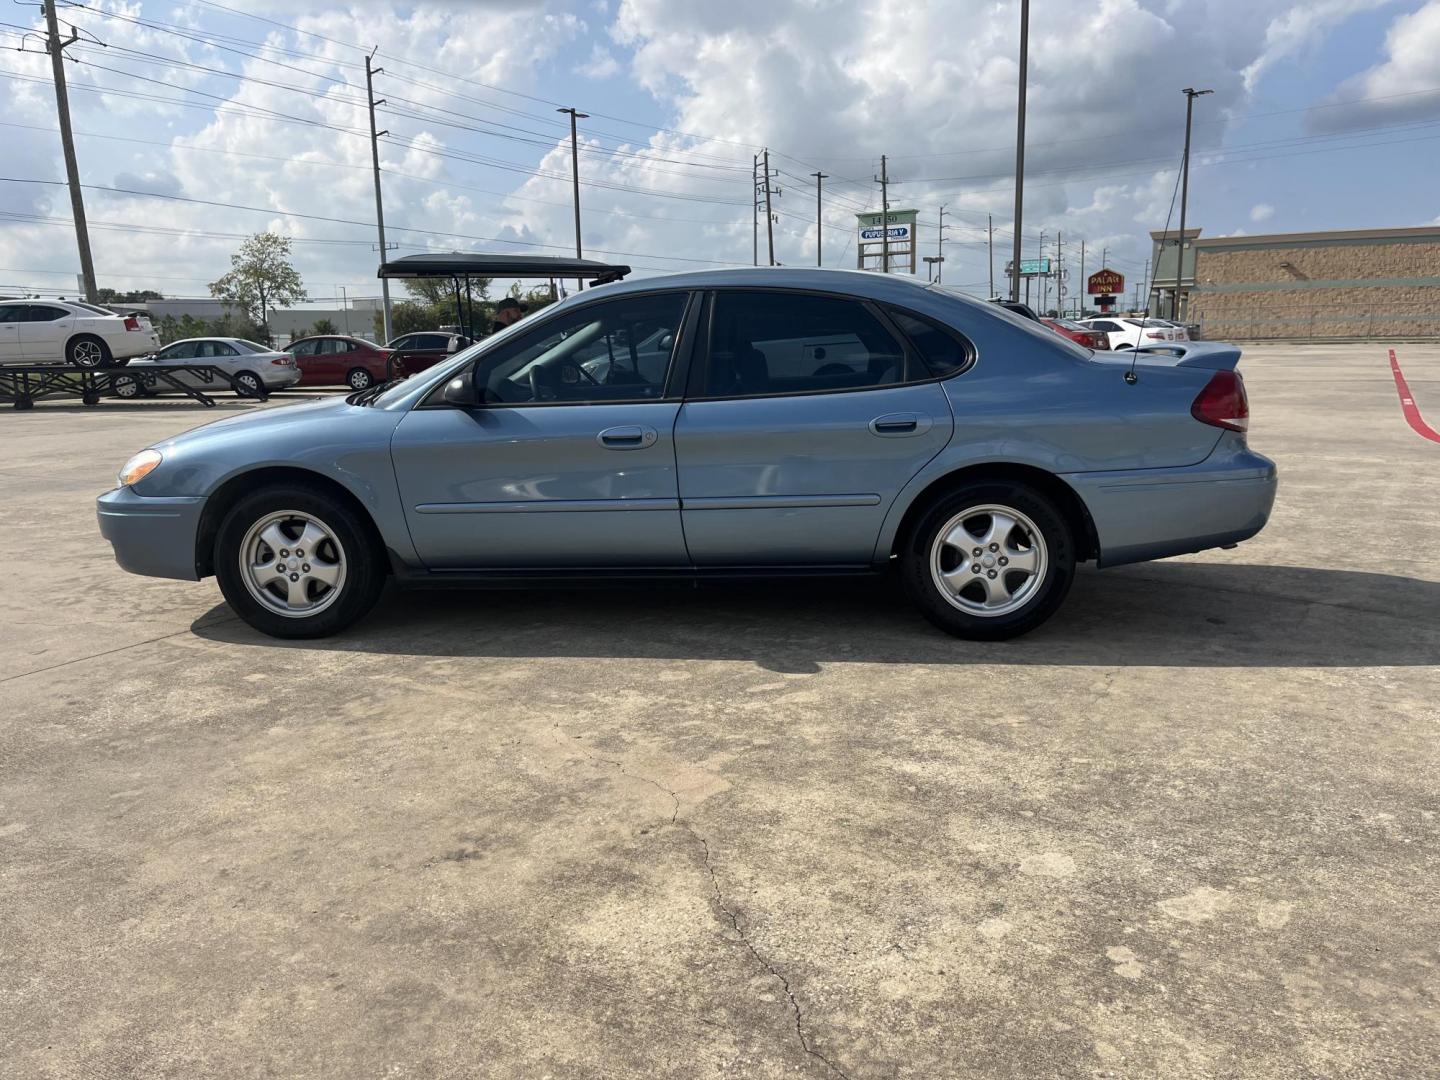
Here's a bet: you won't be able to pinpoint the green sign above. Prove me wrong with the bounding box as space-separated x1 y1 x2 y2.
1018 258 1051 275
855 209 918 228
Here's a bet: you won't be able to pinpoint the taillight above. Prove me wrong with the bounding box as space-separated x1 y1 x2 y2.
123 316 140 331
1191 370 1249 432
271 357 292 366
1145 331 1165 339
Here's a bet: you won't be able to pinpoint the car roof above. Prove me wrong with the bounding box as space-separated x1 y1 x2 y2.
584 265 1000 313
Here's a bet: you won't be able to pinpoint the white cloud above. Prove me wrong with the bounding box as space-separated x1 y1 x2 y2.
1250 202 1275 222
1307 0 1440 131
577 45 620 79
1240 0 1392 92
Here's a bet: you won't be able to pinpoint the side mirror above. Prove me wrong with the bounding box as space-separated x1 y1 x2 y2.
446 336 460 354
442 367 478 407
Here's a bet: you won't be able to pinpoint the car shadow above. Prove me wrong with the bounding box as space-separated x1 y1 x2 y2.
189 561 1440 670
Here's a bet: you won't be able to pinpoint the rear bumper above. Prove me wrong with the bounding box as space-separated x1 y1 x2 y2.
1062 438 1277 568
262 366 302 389
96 487 205 581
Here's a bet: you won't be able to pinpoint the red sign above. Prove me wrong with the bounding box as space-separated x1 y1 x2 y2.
1087 268 1124 295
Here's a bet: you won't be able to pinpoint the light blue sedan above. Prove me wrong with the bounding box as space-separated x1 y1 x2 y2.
97 268 1276 640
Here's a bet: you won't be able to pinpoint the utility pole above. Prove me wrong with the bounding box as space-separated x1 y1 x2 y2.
1078 240 1085 319
1174 87 1212 320
43 0 97 303
762 148 776 266
936 204 948 283
1054 230 1063 317
1010 0 1030 302
339 285 350 334
875 154 890 273
557 106 589 289
752 155 759 267
1036 229 1046 311
364 51 393 341
811 171 828 266
987 214 995 297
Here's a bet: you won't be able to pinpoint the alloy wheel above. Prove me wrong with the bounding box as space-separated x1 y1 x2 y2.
929 503 1048 617
238 511 347 618
72 340 105 368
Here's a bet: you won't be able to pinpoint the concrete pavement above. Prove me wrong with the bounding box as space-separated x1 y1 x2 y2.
2 347 1437 1078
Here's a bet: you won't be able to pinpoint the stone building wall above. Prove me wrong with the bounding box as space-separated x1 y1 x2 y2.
1188 230 1440 340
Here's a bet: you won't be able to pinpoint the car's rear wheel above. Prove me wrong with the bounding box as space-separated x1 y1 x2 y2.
233 370 264 398
900 481 1075 640
346 367 374 390
214 485 385 639
67 334 111 369
112 372 142 399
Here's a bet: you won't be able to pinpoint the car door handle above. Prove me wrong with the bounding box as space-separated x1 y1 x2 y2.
597 425 658 450
869 413 931 437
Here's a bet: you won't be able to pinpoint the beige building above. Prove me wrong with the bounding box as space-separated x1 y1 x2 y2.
1186 225 1440 340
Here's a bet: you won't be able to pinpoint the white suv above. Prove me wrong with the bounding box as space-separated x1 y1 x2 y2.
0 299 161 367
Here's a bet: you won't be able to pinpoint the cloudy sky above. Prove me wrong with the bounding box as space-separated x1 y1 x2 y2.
1 0 1437 311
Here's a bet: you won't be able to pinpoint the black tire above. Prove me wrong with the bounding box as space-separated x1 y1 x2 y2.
346 367 374 390
900 481 1076 641
233 370 264 398
214 483 385 639
67 334 112 369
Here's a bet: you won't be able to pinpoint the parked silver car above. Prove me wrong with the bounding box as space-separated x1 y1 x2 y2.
98 267 1276 641
116 338 300 398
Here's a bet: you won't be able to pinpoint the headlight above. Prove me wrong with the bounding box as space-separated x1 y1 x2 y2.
118 448 163 488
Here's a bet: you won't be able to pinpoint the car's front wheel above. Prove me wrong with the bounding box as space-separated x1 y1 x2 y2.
900 481 1075 640
214 485 385 638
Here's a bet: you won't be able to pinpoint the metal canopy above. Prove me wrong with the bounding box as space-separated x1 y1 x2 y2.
378 253 631 285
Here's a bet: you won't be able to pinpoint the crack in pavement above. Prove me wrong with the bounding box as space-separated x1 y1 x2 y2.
552 723 850 1080
680 822 853 1080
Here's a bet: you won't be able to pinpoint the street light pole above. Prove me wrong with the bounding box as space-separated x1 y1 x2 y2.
1174 87 1212 320
557 106 589 289
1010 0 1029 302
364 51 392 341
937 204 948 283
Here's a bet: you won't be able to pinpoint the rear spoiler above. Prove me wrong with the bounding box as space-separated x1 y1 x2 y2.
1127 342 1241 372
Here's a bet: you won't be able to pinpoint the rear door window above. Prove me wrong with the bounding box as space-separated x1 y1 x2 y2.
702 291 908 398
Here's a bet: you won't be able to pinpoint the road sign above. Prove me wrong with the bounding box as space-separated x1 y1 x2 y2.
1005 259 1051 276
856 208 918 275
1087 268 1125 295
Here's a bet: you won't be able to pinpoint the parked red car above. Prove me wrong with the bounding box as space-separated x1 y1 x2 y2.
383 331 466 376
286 335 395 389
1041 317 1110 350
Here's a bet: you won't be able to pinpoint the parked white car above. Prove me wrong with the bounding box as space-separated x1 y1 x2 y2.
1079 316 1180 350
115 338 300 398
1148 318 1192 341
0 299 159 367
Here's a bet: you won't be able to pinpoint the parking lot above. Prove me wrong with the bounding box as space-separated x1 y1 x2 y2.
2 343 1436 1077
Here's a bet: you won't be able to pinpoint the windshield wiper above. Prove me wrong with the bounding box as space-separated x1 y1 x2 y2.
347 377 406 406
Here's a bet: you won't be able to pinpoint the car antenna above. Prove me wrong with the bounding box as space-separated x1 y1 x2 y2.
1128 151 1185 386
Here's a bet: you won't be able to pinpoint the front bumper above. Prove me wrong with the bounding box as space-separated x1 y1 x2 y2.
96 487 206 581
1063 438 1278 568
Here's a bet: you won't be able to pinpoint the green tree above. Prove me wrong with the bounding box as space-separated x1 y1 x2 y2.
312 317 337 335
209 233 307 344
376 301 435 341
156 314 181 346
97 287 164 304
403 276 490 308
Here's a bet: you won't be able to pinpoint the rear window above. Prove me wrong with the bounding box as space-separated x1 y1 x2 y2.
887 308 971 377
233 340 270 354
70 302 115 316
